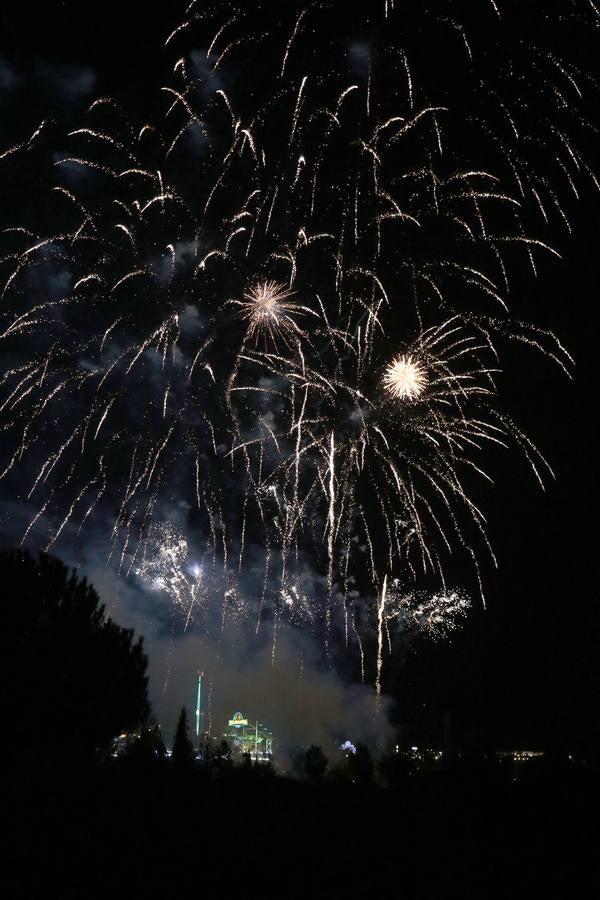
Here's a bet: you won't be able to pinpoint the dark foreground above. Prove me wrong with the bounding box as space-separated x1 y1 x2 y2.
5 758 599 898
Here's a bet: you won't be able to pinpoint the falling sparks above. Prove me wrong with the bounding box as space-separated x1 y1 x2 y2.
136 523 205 631
384 581 471 639
0 0 591 694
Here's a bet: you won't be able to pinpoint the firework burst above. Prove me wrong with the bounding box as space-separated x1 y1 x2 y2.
136 523 205 631
383 355 428 401
0 0 590 688
385 581 471 640
233 280 309 347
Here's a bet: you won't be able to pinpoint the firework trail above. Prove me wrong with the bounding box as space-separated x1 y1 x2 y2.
135 522 205 631
0 0 593 686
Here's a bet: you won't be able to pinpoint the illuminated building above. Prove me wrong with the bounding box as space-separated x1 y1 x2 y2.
496 750 544 761
224 711 273 760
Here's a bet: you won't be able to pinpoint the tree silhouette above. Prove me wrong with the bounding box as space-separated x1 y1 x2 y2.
377 751 411 788
348 743 374 784
2 549 149 766
120 721 167 769
304 745 328 782
216 739 233 775
172 706 195 768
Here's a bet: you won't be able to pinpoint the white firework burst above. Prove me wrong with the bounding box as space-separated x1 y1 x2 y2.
383 354 428 401
386 581 471 639
235 280 313 346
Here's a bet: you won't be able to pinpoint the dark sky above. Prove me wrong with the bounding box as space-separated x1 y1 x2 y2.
0 0 597 753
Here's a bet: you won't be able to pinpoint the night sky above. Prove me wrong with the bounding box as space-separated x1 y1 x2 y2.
0 0 597 756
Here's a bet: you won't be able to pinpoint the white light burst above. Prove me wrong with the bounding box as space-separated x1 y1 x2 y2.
240 280 298 340
383 354 428 401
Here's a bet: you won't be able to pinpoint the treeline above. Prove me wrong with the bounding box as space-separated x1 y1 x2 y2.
4 548 597 787
3 549 149 770
5 549 597 896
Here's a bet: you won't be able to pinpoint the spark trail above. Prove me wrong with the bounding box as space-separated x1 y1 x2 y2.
0 0 591 688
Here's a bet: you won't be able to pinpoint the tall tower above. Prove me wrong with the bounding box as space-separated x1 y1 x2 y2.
195 671 203 741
